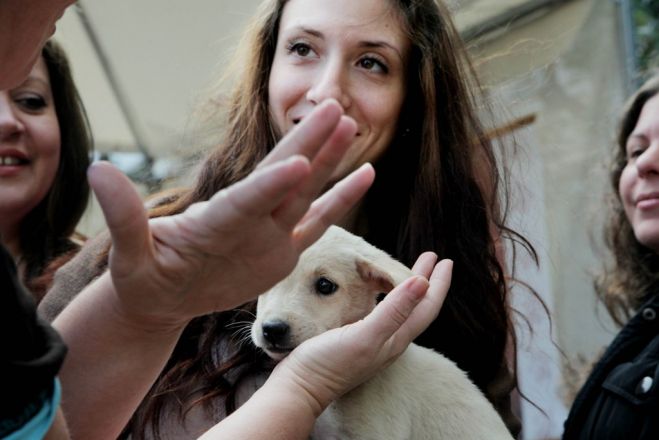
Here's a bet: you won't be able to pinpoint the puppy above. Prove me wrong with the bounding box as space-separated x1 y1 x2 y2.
252 226 513 440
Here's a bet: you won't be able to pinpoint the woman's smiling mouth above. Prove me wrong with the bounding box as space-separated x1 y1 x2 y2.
636 192 659 209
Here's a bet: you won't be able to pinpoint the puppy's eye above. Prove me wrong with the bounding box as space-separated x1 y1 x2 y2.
315 277 338 295
376 293 387 304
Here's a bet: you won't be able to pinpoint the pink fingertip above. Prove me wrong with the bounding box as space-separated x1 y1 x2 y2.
405 275 430 301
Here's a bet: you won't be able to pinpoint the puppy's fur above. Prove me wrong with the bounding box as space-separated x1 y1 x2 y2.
252 226 513 440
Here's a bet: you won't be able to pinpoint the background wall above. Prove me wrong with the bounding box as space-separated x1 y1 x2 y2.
468 1 627 437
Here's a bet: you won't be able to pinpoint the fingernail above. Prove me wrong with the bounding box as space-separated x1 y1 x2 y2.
407 276 429 301
323 98 341 109
285 155 308 165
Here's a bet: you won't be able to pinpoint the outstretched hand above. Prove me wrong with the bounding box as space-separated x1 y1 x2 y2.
269 254 453 414
88 99 374 329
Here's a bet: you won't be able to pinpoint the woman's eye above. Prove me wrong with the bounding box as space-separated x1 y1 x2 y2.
16 95 47 111
627 146 645 160
288 42 313 57
358 57 388 74
314 277 338 295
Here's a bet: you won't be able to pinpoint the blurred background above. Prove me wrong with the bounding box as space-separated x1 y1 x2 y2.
51 0 659 438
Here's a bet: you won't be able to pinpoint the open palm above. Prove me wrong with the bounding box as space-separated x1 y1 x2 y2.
91 100 375 328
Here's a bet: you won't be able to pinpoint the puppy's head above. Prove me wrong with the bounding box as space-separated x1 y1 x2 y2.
251 226 411 361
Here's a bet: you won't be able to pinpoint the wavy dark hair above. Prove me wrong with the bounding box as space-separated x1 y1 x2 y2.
596 74 659 326
20 40 92 299
124 0 534 437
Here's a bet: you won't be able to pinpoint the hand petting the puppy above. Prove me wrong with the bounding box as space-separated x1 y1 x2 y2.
274 254 453 412
200 254 453 440
52 99 374 439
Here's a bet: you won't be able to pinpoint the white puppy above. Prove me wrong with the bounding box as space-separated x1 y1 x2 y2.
252 226 513 440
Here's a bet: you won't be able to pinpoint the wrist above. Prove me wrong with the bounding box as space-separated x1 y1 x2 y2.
97 272 189 337
200 372 324 440
267 362 338 418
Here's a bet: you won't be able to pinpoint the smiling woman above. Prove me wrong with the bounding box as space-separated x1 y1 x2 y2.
41 0 533 438
0 40 91 299
268 0 410 180
0 57 61 230
619 93 659 251
563 73 659 440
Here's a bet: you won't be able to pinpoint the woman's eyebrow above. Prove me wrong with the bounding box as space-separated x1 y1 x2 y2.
627 133 648 145
285 26 324 39
16 76 49 90
358 41 404 61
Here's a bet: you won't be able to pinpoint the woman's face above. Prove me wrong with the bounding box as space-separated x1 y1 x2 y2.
620 93 659 252
0 56 61 230
268 0 410 181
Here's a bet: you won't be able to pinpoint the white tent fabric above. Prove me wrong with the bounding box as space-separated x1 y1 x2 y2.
55 0 264 158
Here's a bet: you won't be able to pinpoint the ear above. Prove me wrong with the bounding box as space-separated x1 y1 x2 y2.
355 248 413 287
355 253 415 304
352 237 414 302
355 259 397 295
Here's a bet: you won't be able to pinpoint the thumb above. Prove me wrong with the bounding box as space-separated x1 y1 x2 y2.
87 161 150 267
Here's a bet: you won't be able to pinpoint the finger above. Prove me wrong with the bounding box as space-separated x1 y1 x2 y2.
202 155 311 225
427 259 452 306
87 161 150 266
292 163 375 250
359 275 430 345
390 259 453 348
297 115 357 198
259 99 344 167
273 116 357 228
411 252 438 278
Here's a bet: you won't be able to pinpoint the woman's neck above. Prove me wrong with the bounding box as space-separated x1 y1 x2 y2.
0 222 21 261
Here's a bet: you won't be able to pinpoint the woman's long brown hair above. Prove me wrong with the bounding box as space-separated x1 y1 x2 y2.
121 1 535 437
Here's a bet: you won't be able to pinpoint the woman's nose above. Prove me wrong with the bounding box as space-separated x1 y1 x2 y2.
636 141 659 176
0 95 24 141
305 62 352 110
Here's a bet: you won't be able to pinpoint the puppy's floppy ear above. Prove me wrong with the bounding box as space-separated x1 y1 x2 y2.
355 259 397 295
354 248 413 292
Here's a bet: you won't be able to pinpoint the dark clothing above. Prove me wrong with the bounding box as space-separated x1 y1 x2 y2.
0 243 67 437
563 294 659 439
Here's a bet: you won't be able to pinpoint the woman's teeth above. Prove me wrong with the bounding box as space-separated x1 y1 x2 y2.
0 157 24 166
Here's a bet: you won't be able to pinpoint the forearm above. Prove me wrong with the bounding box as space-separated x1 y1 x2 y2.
52 272 185 439
199 374 325 440
43 409 70 440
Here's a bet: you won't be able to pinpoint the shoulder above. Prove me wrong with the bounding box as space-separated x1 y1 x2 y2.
564 295 659 438
38 231 111 322
27 237 83 302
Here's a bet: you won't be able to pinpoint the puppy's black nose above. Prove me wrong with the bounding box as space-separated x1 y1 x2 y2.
262 320 290 345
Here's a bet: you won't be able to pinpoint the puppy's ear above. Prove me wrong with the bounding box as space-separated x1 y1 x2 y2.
355 259 397 295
